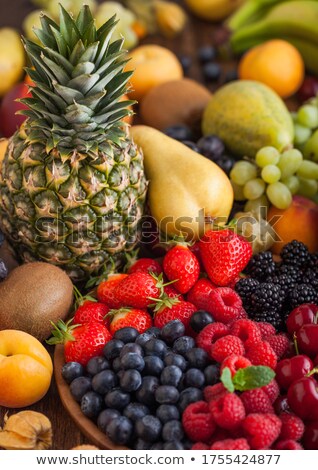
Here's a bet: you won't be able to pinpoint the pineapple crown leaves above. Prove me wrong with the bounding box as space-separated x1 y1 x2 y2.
19 4 135 156
46 318 81 345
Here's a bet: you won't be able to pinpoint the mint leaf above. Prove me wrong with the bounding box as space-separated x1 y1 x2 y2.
220 367 235 393
233 366 275 391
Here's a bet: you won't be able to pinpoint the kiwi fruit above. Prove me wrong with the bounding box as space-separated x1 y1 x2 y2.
140 78 212 130
0 262 74 341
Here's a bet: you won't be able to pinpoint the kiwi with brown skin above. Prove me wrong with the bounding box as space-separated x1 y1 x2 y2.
0 262 74 341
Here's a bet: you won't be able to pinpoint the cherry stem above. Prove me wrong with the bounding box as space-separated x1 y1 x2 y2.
293 332 299 356
306 367 318 377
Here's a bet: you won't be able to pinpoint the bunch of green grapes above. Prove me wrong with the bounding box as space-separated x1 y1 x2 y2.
293 99 318 163
230 146 318 211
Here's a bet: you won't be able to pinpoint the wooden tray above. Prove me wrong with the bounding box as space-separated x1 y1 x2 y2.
54 345 129 450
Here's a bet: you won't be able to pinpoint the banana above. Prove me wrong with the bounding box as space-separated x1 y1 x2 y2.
227 0 289 31
0 28 25 97
231 1 318 52
184 0 245 22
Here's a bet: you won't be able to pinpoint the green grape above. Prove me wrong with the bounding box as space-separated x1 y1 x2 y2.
244 195 270 219
261 165 281 184
230 161 257 186
231 181 246 201
121 27 138 50
281 176 300 195
243 178 266 200
297 104 318 129
303 129 318 162
297 177 318 198
255 146 280 167
22 9 44 42
297 160 318 180
266 182 292 210
294 123 312 145
277 149 303 179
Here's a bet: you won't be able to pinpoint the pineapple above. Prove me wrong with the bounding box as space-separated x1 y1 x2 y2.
0 6 147 282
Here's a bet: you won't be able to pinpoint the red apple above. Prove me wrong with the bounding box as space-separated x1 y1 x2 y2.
0 82 31 137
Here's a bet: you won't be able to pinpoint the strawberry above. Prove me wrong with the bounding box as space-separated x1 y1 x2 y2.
114 272 164 309
73 300 110 328
47 320 112 366
127 258 163 276
163 245 200 294
97 273 128 308
199 229 252 286
153 296 197 331
187 278 217 311
108 308 153 334
164 285 183 300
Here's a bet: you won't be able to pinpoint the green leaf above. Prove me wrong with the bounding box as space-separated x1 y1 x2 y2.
233 366 275 391
221 367 235 393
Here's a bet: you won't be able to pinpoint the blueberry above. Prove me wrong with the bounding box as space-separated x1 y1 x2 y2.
144 338 167 358
185 348 210 369
184 368 205 388
117 370 125 381
197 135 225 159
190 310 214 333
134 439 152 450
178 387 203 412
204 364 220 385
163 441 184 450
135 415 162 442
92 369 118 394
182 140 200 152
120 369 142 392
97 409 121 433
61 362 84 384
179 55 192 73
0 259 8 280
70 376 92 402
164 352 187 371
136 330 157 347
164 124 193 142
103 339 124 360
155 385 179 404
143 355 165 376
120 353 145 371
112 357 122 373
156 404 180 424
146 327 161 338
160 366 183 387
81 391 103 418
86 356 110 376
120 343 143 357
214 155 235 175
160 320 185 344
203 62 221 81
198 45 216 63
114 327 139 344
106 416 133 445
151 442 164 450
123 403 150 422
105 389 131 410
135 376 159 407
173 336 195 355
162 420 184 442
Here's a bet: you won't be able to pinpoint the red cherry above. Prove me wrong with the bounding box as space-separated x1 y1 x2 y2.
287 377 318 421
297 76 318 103
286 304 318 335
273 395 292 415
303 421 318 450
297 324 318 358
0 82 31 137
276 355 313 390
315 355 318 367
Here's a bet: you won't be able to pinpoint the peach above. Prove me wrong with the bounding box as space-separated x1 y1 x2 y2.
268 195 318 254
0 330 53 408
125 44 183 101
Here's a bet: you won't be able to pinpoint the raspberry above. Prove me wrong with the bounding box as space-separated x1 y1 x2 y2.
192 442 209 450
230 319 262 347
243 413 282 450
273 440 303 450
267 334 290 359
241 389 274 414
204 383 228 402
256 322 276 339
209 428 230 445
220 354 252 377
210 438 250 450
262 379 280 403
245 341 277 369
279 413 304 441
211 335 245 362
207 288 243 323
182 401 215 443
209 393 246 430
196 323 229 352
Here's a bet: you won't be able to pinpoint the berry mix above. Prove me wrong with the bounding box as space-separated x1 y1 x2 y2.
58 231 318 450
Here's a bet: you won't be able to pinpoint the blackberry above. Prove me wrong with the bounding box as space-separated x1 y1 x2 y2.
303 268 318 290
288 284 318 309
235 278 260 311
277 264 303 283
244 252 276 280
251 311 284 331
280 240 311 268
307 253 318 269
266 274 297 295
250 283 284 313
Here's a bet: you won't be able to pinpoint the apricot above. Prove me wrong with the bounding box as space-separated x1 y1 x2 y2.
0 330 53 408
125 45 183 101
239 40 305 98
268 195 318 254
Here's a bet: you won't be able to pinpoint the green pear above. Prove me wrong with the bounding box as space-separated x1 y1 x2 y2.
130 125 233 241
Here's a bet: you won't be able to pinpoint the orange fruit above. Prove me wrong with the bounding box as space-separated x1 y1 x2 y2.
238 40 305 98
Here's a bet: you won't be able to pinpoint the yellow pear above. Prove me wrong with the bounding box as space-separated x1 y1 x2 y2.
130 125 233 241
